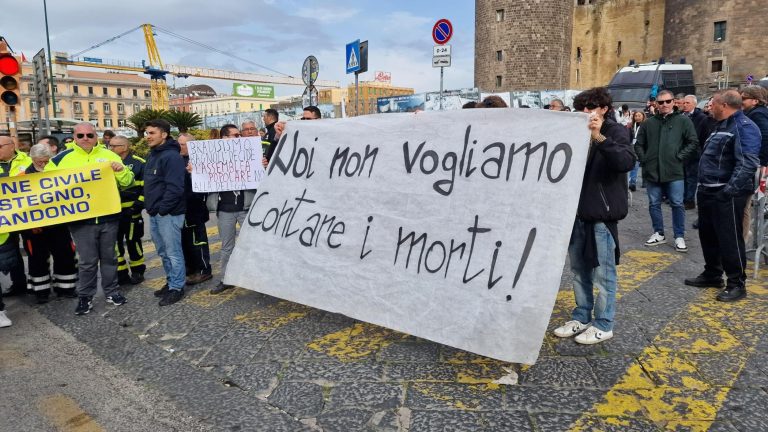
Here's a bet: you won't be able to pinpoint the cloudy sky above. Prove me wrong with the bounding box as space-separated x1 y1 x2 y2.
7 0 475 97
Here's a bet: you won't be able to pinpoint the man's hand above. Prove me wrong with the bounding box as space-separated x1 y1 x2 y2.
275 121 286 139
588 113 604 140
111 162 124 172
262 156 268 168
186 162 193 173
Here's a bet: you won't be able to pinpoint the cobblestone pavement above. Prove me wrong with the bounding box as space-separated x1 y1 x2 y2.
6 191 768 431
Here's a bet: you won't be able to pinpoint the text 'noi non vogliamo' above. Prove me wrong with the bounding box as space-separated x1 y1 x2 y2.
0 168 102 227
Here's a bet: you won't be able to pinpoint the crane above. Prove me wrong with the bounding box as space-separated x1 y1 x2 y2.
54 24 340 110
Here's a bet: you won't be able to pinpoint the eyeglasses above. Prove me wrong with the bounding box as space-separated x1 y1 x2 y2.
76 133 96 139
575 103 600 111
657 99 674 105
242 127 258 132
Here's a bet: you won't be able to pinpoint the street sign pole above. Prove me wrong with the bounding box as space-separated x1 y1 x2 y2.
439 67 444 111
355 71 359 116
432 19 453 111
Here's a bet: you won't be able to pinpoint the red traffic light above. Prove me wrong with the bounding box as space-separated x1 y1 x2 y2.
0 54 20 75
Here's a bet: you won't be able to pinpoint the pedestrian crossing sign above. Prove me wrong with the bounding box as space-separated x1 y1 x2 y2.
346 40 361 74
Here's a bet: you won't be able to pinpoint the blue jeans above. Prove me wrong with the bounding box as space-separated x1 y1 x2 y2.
646 179 685 238
150 214 186 291
569 219 618 332
628 161 640 186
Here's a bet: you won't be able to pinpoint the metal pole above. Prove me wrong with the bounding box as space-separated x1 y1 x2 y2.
355 72 359 116
43 0 56 125
439 66 444 111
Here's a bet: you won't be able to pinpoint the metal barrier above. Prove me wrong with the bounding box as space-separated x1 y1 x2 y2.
747 169 768 278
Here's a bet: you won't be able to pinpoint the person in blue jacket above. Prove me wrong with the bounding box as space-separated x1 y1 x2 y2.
143 119 187 306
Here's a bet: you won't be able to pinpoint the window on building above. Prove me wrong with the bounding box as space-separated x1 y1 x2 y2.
88 86 94 95
714 21 727 42
145 104 150 110
133 103 140 113
102 87 108 96
496 75 502 88
30 100 38 112
496 9 504 22
576 69 580 83
133 89 138 97
52 84 58 94
88 102 96 113
144 90 151 98
54 101 61 113
73 101 82 113
73 85 79 94
711 60 723 72
103 103 111 113
617 41 622 56
236 102 240 109
104 119 113 127
576 47 582 62
117 103 124 114
75 117 84 122
28 83 34 93
118 119 126 127
116 88 122 97
496 50 503 61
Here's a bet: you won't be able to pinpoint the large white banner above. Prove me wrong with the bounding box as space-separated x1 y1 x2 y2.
188 137 266 192
226 109 590 364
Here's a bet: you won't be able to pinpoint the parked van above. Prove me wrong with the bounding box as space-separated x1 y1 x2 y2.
607 62 695 110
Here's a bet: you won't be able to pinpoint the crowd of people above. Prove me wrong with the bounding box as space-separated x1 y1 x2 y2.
0 87 766 349
0 105 323 327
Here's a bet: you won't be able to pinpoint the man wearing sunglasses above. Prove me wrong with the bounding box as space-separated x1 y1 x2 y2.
635 89 699 253
45 122 135 315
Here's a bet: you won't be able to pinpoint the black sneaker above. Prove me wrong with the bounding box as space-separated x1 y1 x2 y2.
35 292 50 305
130 272 145 285
684 274 724 288
153 284 169 298
106 293 127 306
118 274 132 286
75 297 93 315
159 288 184 307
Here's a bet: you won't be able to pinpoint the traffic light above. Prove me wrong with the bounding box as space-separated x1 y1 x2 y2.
0 39 21 109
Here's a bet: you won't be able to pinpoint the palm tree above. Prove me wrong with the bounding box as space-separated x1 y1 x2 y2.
127 109 169 136
166 110 203 133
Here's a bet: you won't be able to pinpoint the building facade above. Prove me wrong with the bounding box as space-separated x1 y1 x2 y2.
346 81 414 116
187 95 275 117
476 0 767 95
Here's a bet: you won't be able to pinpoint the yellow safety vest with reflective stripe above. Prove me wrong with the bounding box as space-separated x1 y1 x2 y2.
0 150 32 245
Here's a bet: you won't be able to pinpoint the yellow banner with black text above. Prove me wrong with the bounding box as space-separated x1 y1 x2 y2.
0 163 121 234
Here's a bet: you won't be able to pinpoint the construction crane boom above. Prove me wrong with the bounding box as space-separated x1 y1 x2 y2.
54 23 340 109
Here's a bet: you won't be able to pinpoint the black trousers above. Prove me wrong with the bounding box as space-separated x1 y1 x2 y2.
21 225 78 294
117 213 146 278
8 233 26 293
697 189 749 288
182 220 211 276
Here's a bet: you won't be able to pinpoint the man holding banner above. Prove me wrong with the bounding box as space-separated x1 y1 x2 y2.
554 87 636 345
0 135 32 327
45 123 134 315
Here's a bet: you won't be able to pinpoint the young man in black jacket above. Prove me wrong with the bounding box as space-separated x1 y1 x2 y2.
144 119 187 306
553 87 637 345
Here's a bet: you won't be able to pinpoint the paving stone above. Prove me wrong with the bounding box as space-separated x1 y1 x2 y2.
377 342 442 363
408 410 483 432
369 409 401 432
585 356 635 388
282 360 384 383
506 386 604 413
267 381 325 418
569 415 662 432
254 339 307 362
706 421 740 432
327 382 403 410
518 357 598 387
227 361 284 393
271 320 353 342
384 363 457 382
530 412 582 432
405 383 503 411
482 411 534 431
316 408 376 432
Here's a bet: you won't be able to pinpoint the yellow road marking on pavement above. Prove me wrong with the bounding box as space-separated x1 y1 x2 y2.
410 383 494 410
185 284 247 307
145 242 221 271
307 323 409 361
0 348 34 369
235 301 312 332
39 394 104 432
569 274 768 431
548 249 680 342
142 226 219 254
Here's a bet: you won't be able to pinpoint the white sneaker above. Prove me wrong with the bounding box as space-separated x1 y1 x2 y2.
553 320 591 338
0 310 11 328
644 232 666 246
575 326 613 345
674 237 688 253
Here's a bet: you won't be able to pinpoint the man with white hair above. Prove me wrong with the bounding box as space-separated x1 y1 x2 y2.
681 94 712 210
45 122 134 315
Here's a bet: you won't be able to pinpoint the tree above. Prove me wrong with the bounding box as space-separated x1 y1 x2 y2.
166 110 203 133
127 109 169 136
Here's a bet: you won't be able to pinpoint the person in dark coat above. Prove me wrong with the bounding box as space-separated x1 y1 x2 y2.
552 87 636 345
177 133 212 285
740 86 768 168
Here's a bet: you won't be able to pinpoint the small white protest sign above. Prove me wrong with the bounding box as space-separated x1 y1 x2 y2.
225 109 590 365
188 137 266 193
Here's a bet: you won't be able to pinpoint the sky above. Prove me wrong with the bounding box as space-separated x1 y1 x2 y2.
6 0 475 97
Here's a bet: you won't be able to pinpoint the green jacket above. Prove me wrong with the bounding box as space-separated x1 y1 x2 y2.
0 150 32 245
635 111 699 182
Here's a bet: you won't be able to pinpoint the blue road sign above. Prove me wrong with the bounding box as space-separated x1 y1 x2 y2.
346 40 361 74
432 19 453 45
